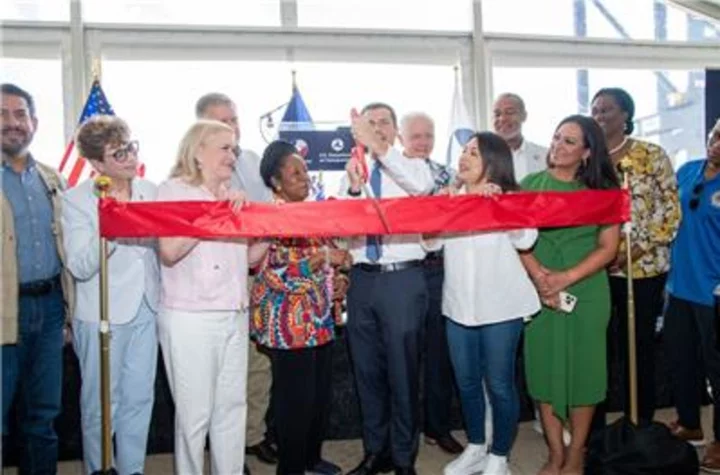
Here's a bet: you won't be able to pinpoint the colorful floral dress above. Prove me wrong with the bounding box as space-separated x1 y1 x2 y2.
250 237 340 350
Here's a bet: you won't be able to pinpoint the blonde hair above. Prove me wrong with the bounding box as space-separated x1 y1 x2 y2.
170 119 234 185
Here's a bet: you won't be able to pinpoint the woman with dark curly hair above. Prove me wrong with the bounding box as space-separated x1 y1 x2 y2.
251 140 352 475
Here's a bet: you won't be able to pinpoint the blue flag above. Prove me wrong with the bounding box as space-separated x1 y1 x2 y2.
281 85 313 126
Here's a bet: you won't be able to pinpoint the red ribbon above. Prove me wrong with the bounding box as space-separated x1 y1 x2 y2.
99 189 630 239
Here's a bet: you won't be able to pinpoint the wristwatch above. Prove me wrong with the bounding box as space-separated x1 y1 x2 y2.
347 187 362 197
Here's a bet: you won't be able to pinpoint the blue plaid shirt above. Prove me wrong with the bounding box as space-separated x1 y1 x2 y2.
1 156 62 283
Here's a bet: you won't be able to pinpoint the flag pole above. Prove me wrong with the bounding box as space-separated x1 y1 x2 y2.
95 175 114 473
623 173 638 425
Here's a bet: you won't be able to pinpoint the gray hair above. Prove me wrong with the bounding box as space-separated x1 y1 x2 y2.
494 92 526 113
400 111 435 134
195 92 235 118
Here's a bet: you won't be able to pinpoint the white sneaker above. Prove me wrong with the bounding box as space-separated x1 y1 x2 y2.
532 419 544 436
533 417 571 446
482 454 510 475
443 443 488 475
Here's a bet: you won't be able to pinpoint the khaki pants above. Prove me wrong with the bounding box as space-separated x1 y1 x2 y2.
246 339 272 446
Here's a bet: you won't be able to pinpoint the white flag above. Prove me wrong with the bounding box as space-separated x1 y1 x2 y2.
445 74 475 170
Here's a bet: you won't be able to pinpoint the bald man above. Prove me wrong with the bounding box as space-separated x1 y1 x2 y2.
399 112 463 456
492 93 547 181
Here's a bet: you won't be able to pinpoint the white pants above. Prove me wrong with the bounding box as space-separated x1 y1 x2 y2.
158 308 248 475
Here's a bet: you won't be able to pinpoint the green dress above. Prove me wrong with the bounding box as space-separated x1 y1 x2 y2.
522 171 611 421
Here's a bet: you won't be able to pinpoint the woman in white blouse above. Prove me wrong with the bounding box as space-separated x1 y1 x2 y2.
438 132 541 475
157 119 267 475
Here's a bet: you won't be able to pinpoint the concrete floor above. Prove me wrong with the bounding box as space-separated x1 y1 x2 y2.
3 407 709 475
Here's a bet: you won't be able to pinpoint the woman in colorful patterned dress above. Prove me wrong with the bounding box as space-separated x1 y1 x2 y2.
251 140 352 475
521 115 620 475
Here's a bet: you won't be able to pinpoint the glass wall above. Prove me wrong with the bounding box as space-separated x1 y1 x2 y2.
492 66 706 168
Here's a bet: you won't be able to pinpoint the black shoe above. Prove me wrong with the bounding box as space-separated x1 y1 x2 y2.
307 459 342 475
394 468 416 475
244 463 251 475
347 453 394 475
424 433 464 454
246 438 278 464
90 470 118 475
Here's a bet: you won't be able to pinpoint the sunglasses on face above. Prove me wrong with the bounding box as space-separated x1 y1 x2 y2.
108 140 139 163
689 182 704 211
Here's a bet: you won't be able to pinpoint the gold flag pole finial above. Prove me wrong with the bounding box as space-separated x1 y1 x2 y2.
91 58 102 83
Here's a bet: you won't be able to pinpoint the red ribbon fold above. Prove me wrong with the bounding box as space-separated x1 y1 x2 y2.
98 190 630 239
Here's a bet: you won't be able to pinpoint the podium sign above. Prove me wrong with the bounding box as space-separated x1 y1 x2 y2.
279 126 354 171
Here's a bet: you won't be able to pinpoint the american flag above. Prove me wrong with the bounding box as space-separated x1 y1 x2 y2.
59 80 144 186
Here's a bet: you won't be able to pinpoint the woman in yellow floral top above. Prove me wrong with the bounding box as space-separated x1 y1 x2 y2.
251 140 351 475
590 87 680 428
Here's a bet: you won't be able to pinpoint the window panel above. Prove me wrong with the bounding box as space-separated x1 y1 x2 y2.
100 59 455 193
0 0 69 21
296 0 472 31
482 0 720 42
81 0 280 26
0 57 66 168
492 66 706 169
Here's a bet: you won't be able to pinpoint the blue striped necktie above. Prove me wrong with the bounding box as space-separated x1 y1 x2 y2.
366 161 382 262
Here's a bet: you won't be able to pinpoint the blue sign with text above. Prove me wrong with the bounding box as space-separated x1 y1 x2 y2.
279 127 354 171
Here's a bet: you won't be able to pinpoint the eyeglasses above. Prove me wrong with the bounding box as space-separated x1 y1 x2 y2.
108 140 139 163
689 182 704 211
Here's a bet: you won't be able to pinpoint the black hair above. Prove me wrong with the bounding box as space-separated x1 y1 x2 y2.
551 115 620 190
471 131 520 192
361 102 397 128
260 140 297 191
1 83 36 117
592 87 635 135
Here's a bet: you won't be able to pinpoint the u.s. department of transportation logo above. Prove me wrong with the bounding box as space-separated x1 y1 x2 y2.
331 138 344 152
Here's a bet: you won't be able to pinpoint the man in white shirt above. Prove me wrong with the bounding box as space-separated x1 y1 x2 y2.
195 93 275 473
342 103 434 475
492 93 547 182
398 112 463 455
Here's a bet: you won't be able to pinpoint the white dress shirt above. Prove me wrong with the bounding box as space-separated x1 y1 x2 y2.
230 148 273 203
339 147 434 265
512 139 548 182
62 178 160 324
442 226 541 326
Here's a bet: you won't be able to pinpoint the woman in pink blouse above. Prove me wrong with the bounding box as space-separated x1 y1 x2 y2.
157 120 266 475
251 140 351 475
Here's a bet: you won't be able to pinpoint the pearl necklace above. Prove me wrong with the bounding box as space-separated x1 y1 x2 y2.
609 137 629 155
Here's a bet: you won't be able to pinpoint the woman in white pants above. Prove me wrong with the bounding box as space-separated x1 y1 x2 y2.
157 119 266 475
62 115 160 475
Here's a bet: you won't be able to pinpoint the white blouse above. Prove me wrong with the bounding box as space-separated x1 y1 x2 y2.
441 229 541 327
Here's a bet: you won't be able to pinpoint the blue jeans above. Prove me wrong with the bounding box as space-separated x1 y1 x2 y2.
2 288 65 474
73 298 157 475
446 317 523 456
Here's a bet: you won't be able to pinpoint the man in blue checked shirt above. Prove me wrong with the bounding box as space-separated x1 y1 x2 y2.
398 112 463 456
1 83 73 474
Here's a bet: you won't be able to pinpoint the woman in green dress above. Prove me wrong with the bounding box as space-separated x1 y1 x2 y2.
520 115 620 475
